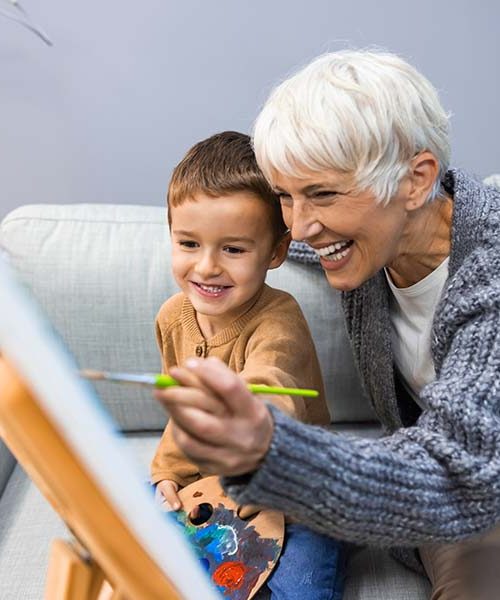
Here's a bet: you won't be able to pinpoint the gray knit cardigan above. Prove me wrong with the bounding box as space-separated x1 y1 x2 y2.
223 169 500 568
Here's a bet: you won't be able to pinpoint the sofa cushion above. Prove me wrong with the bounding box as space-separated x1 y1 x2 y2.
0 434 430 600
343 547 430 599
0 204 374 430
0 205 174 431
0 440 15 498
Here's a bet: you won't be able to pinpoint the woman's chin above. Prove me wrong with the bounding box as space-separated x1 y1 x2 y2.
323 268 363 292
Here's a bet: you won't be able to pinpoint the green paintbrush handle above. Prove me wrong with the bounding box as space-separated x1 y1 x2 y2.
153 374 318 397
154 374 180 388
246 384 318 397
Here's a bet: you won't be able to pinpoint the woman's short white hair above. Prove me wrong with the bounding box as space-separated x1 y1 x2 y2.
253 50 451 205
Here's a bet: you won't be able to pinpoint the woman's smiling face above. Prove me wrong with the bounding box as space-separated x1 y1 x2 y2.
273 168 413 292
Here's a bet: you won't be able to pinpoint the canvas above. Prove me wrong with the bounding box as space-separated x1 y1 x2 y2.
0 258 220 600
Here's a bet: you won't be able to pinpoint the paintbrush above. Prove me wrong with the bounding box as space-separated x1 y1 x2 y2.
80 369 319 398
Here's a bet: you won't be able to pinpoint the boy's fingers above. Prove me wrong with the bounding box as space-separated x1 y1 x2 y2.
237 504 263 520
157 481 181 511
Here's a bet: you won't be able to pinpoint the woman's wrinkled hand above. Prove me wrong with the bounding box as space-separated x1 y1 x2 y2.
153 357 274 477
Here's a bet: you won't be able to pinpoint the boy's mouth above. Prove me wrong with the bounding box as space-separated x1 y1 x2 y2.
191 282 232 297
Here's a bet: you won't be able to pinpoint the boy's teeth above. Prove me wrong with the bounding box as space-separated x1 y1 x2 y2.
199 284 225 292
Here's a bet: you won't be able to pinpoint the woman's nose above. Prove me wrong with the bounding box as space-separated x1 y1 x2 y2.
289 201 323 242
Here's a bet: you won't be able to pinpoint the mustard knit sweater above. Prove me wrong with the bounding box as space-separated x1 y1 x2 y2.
151 284 330 487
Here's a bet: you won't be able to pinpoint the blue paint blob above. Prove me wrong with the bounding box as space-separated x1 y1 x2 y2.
199 557 210 571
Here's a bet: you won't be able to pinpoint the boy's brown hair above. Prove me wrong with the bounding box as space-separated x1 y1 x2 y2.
167 131 288 242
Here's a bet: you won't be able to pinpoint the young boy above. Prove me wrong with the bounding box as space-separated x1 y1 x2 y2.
151 131 345 599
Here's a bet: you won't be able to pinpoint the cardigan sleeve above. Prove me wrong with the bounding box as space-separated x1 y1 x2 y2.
222 258 500 547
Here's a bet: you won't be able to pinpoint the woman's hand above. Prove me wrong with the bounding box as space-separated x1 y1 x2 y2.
153 357 274 477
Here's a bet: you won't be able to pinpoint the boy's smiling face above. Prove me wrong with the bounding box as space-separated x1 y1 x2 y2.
170 192 287 337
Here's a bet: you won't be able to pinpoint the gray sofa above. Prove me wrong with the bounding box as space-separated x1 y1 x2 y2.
0 204 431 599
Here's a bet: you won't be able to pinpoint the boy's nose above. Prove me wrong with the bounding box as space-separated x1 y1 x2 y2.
195 253 222 278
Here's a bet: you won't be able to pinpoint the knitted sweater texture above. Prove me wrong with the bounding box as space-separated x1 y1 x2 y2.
223 170 500 561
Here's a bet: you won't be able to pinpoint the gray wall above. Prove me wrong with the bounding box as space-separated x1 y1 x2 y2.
1 0 499 221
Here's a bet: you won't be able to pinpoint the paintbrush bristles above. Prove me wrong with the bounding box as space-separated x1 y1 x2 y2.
79 369 107 381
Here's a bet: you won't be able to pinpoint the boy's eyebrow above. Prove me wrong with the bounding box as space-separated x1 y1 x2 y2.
172 230 256 245
220 236 256 245
172 229 196 237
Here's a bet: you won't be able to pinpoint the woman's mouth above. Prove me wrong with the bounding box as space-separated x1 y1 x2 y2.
313 240 354 262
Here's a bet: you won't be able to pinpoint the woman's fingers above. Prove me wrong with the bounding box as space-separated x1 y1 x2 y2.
169 364 220 402
168 404 229 445
154 383 226 417
183 357 257 415
166 393 273 454
153 357 275 476
172 425 268 476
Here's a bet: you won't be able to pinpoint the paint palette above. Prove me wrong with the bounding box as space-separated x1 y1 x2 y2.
171 476 285 599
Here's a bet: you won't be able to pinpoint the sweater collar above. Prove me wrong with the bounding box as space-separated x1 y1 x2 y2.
342 169 496 431
180 284 272 347
444 169 494 277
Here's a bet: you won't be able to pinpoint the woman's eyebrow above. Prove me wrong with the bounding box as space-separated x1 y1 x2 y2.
273 183 341 195
302 184 334 194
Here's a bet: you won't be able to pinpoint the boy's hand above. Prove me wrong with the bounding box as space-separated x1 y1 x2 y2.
153 357 274 477
156 479 182 511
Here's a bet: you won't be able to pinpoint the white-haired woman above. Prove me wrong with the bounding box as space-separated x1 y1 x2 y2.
155 51 500 598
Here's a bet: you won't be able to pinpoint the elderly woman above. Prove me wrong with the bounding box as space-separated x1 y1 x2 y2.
156 51 500 598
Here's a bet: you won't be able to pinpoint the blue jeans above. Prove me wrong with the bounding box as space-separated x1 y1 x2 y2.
266 524 346 600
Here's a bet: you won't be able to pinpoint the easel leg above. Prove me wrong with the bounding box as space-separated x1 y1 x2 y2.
45 539 105 600
96 580 129 600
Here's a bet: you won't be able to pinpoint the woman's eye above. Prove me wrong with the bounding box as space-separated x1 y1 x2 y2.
314 191 336 200
224 246 245 254
179 240 198 248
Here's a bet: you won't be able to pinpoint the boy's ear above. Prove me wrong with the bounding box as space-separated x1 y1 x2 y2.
269 231 291 270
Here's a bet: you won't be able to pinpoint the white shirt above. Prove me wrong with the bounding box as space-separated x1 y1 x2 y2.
385 257 450 408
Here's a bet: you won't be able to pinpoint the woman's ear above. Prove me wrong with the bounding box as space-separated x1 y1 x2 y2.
405 151 440 212
269 231 291 269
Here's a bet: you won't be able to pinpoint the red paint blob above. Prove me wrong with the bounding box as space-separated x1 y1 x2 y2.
213 561 247 591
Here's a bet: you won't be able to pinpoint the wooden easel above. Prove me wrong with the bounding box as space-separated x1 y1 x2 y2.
45 538 107 600
0 357 182 600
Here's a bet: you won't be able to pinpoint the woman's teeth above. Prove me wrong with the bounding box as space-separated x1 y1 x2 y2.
314 241 352 261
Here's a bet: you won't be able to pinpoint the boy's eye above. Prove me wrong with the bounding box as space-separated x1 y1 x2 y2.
179 240 198 248
223 246 245 254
